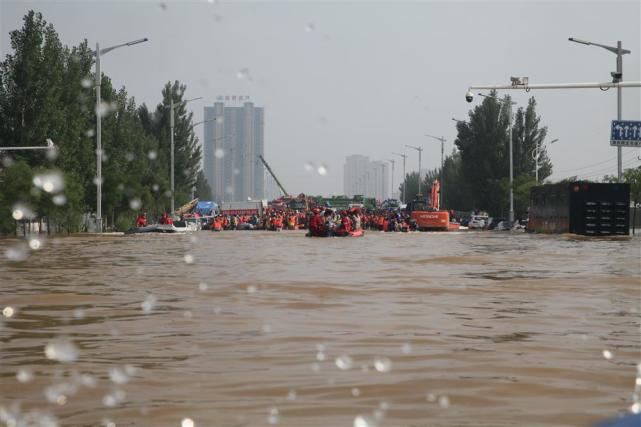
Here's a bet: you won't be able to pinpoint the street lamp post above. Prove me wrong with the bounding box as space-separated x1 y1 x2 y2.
569 37 630 181
425 134 446 208
392 152 407 203
388 159 395 200
405 144 424 198
93 38 148 233
478 93 517 224
168 96 203 215
0 139 56 152
532 138 559 183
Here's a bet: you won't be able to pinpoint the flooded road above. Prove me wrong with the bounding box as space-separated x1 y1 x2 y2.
0 231 639 427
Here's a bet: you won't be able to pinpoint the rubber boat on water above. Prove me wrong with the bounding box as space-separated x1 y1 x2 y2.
306 229 364 238
125 224 158 234
156 220 199 233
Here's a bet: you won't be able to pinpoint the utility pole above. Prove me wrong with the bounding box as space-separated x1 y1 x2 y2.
405 145 424 199
388 159 395 200
569 37 630 180
393 152 407 203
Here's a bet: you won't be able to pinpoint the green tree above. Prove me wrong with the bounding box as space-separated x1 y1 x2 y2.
454 90 510 215
453 91 552 216
398 171 420 203
139 81 202 209
512 97 551 180
194 170 213 200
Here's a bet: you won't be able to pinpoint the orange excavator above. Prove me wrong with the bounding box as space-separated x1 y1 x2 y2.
408 180 460 231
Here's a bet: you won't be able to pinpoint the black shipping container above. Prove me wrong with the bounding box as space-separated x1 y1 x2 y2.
528 182 630 236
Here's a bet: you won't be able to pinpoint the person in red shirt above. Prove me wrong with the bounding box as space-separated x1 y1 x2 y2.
308 208 324 236
160 212 173 225
135 213 148 227
336 210 352 236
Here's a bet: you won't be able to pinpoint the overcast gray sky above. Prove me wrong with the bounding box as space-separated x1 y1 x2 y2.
2 0 640 196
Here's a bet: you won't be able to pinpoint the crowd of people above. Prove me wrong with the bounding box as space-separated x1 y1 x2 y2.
134 206 459 235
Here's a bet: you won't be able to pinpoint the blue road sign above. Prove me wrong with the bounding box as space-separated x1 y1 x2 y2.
611 120 641 147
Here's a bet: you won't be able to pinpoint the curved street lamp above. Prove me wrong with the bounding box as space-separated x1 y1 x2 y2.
93 37 148 232
532 138 559 183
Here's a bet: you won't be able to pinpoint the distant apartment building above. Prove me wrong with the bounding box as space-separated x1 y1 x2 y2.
343 155 390 201
203 98 264 202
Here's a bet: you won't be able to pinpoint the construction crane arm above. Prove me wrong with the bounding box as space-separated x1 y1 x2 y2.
258 155 289 197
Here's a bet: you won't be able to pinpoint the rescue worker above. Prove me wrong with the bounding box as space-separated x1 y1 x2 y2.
160 212 173 225
135 212 148 227
336 210 352 236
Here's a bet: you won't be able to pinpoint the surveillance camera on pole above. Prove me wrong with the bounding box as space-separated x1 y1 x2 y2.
465 90 474 103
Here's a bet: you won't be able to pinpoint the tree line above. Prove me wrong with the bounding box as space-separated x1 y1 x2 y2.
400 92 553 219
0 11 212 234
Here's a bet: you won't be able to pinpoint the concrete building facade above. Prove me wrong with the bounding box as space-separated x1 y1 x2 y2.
203 100 264 202
343 155 390 201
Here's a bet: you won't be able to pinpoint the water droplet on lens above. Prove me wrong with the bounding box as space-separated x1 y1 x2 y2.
287 389 297 401
152 184 160 192
246 284 257 294
45 337 78 363
602 349 614 360
353 415 376 427
373 356 391 372
86 128 95 137
438 395 450 409
81 78 92 88
214 148 224 159
225 186 234 194
53 194 67 206
236 67 251 80
335 355 353 370
198 282 209 292
304 162 315 172
141 294 158 314
73 308 85 319
3 306 15 318
109 366 132 384
316 351 326 361
5 245 27 261
93 176 104 186
402 343 412 354
184 254 194 264
12 209 24 220
129 198 142 210
28 238 41 250
351 387 360 397
305 23 315 32
267 407 279 425
125 152 135 162
181 418 195 427
16 368 33 383
103 389 126 407
148 150 157 160
317 165 327 176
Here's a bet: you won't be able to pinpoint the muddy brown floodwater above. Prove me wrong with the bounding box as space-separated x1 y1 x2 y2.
0 230 640 427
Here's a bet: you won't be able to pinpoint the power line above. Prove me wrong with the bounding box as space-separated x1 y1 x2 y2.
555 150 637 174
